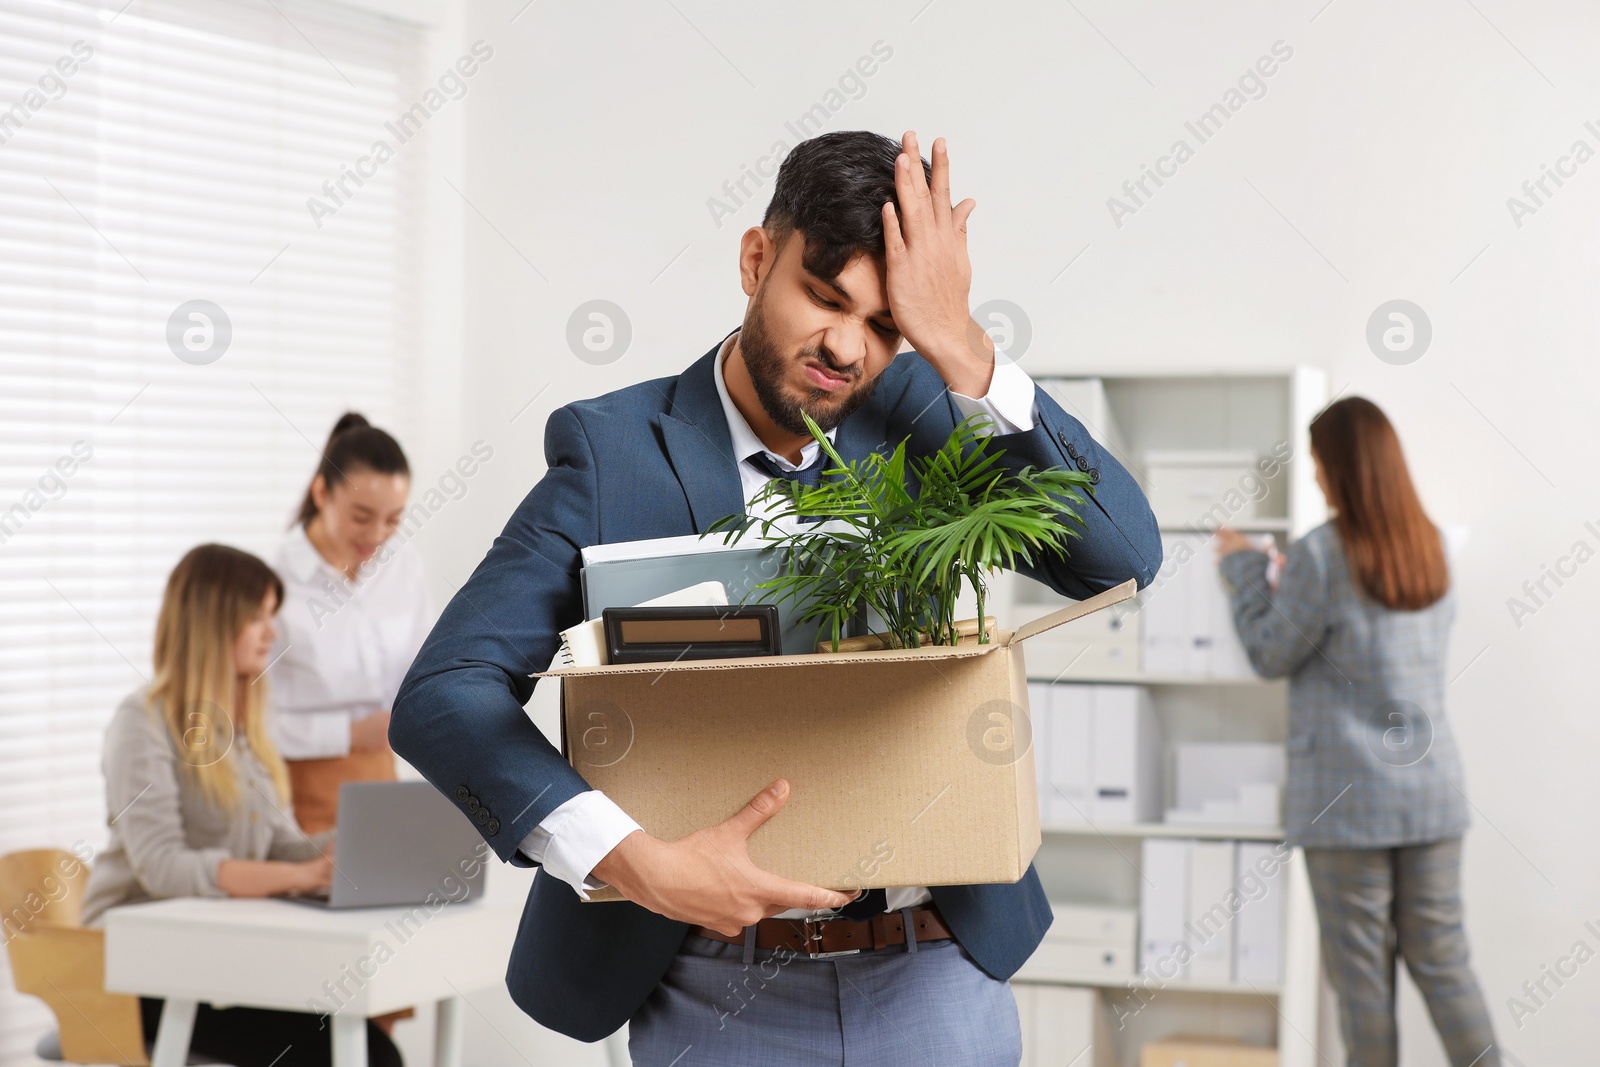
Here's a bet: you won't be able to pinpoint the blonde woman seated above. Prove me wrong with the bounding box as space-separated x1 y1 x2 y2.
79 543 403 1067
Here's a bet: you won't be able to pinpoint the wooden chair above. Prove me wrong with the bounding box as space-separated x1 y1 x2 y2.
1 848 149 1066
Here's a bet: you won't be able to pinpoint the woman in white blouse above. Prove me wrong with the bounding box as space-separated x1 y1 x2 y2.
270 412 432 835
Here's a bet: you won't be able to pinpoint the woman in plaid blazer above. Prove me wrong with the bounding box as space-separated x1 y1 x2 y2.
1216 397 1499 1067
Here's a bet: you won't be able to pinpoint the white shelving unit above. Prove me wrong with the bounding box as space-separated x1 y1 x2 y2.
1042 822 1288 842
1002 368 1329 1067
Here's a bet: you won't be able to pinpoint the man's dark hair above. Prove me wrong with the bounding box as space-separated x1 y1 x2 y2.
761 130 933 283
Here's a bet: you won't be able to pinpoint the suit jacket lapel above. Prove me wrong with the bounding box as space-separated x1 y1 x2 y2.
660 330 884 533
659 334 748 534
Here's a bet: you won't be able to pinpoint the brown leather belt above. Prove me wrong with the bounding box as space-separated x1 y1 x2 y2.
691 904 952 958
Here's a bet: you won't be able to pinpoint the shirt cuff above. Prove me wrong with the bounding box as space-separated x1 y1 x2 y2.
516 790 642 901
949 355 1037 434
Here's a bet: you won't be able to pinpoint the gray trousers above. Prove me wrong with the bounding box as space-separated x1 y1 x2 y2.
627 928 1023 1066
1304 838 1499 1067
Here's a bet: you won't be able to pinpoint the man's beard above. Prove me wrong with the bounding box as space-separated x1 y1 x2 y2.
738 290 882 438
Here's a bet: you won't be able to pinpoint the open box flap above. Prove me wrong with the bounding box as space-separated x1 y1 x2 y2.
1005 577 1138 647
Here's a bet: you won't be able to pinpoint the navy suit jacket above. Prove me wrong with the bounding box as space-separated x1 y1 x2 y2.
390 331 1162 1041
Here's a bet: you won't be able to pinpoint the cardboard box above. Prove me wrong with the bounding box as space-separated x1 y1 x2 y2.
1140 1035 1278 1067
536 579 1139 901
1143 450 1263 527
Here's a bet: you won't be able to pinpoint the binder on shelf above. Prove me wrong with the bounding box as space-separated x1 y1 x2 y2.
1014 983 1108 1067
1048 683 1093 824
1028 682 1054 822
1141 533 1255 679
1089 685 1163 823
1140 537 1187 676
1138 838 1191 979
1185 840 1237 984
1234 841 1286 985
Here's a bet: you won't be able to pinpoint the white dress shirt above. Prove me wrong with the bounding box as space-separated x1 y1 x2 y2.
268 522 434 760
520 330 1040 911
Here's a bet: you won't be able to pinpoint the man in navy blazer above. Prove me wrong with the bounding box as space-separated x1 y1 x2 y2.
391 130 1161 1062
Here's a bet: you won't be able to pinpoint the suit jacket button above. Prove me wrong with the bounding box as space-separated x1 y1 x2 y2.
1066 442 1080 459
476 808 490 825
466 796 480 813
1089 468 1101 484
486 818 500 835
1075 457 1090 471
456 785 469 802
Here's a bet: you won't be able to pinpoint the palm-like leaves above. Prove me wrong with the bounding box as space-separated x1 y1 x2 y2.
706 410 1093 650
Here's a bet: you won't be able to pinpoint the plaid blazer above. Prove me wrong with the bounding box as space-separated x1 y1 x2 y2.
1219 522 1469 849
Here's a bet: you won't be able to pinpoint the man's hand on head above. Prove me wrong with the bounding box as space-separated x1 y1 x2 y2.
881 130 995 398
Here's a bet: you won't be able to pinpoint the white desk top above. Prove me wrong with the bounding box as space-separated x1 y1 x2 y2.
104 890 525 1015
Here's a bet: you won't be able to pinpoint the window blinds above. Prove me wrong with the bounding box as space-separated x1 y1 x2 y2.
0 0 424 1056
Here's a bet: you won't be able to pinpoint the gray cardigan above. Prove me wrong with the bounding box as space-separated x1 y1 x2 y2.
1219 522 1470 849
80 689 333 927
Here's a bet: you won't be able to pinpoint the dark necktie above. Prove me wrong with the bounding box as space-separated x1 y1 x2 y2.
745 448 826 487
744 450 827 524
747 447 885 918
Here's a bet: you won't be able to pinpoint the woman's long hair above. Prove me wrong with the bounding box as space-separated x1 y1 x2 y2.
146 544 291 812
292 412 409 529
1309 397 1448 611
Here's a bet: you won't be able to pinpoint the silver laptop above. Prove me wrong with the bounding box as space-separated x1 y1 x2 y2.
284 780 487 909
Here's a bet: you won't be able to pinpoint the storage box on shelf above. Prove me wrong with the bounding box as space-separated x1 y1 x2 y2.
1166 742 1286 828
1141 1035 1279 1067
1143 450 1272 529
1015 902 1138 984
1007 367 1327 1067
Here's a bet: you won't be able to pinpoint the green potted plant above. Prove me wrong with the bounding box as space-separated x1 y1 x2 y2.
705 411 1095 652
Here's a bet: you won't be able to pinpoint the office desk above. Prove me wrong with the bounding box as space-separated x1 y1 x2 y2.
104 893 523 1067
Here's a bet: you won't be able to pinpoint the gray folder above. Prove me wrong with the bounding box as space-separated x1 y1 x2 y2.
580 545 854 655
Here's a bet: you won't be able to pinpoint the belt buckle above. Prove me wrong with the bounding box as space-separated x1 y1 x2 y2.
800 916 861 959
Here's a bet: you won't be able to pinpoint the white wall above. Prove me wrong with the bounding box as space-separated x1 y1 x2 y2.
427 1 1600 1063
